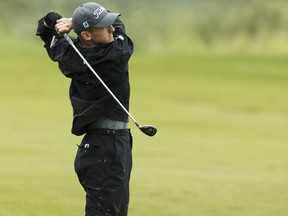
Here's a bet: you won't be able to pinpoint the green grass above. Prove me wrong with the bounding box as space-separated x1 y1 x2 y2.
1 40 288 215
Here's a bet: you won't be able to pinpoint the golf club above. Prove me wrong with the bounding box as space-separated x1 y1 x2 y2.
63 33 157 137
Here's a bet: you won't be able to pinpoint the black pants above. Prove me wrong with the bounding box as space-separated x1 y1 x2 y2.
74 129 133 216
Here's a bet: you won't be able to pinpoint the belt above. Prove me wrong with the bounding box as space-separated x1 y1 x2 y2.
89 118 128 130
88 128 130 135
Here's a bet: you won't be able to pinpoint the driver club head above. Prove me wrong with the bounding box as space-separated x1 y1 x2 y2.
138 125 157 137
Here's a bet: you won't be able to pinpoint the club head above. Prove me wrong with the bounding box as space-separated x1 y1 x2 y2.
138 125 157 137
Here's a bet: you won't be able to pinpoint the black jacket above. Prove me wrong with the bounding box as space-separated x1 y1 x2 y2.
36 17 134 135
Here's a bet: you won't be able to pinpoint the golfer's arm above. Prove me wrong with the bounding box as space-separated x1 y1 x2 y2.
113 17 126 35
36 17 55 42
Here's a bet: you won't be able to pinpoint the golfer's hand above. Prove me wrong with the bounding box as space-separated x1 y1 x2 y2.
55 18 73 35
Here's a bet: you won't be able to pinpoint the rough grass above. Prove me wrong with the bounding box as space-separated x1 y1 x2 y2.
1 40 288 215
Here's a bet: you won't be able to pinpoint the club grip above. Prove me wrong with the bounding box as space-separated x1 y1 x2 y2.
63 33 74 46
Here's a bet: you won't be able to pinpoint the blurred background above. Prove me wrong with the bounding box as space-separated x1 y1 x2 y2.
1 0 288 216
1 0 288 53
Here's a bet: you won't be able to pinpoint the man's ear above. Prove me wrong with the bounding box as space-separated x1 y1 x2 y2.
80 31 92 40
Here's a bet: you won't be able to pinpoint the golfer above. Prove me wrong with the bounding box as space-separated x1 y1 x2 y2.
36 2 133 216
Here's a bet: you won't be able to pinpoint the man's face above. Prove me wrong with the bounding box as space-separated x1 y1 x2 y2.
89 26 115 44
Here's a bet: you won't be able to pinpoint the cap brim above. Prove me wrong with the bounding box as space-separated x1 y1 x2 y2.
95 13 120 27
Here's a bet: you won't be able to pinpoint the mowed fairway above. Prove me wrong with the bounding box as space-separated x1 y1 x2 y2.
1 40 288 216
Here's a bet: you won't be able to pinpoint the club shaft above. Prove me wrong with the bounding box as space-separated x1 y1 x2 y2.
63 33 138 126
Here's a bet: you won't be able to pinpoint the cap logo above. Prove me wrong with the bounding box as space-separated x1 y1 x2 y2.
93 6 105 19
83 21 89 29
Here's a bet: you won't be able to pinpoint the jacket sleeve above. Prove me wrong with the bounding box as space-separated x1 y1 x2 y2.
36 17 72 63
36 17 55 43
113 16 127 36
